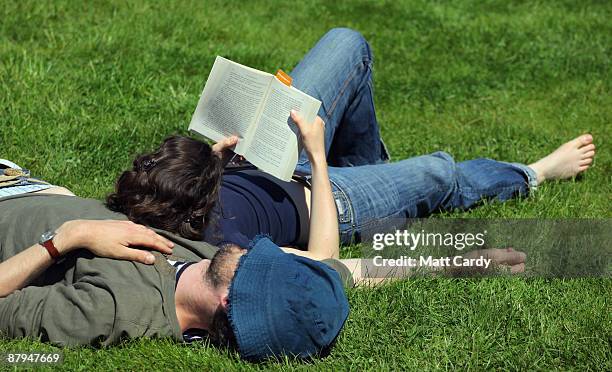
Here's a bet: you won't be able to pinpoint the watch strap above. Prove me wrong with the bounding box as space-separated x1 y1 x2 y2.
41 238 61 260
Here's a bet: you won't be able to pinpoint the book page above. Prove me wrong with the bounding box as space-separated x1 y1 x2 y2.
244 77 321 181
189 56 272 154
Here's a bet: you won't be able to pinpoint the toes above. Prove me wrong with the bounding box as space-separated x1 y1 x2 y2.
578 164 590 172
581 150 595 160
579 157 593 166
580 143 595 153
578 134 593 146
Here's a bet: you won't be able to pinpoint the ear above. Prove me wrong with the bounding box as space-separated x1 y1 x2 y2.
220 294 229 311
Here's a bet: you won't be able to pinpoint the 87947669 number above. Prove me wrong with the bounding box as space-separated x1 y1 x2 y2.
2 352 63 365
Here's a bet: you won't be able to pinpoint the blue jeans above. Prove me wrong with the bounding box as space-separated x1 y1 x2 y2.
292 28 537 245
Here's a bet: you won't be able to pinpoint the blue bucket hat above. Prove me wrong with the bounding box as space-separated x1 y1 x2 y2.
227 236 350 361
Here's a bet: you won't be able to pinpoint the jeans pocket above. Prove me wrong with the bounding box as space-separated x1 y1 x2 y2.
331 180 353 225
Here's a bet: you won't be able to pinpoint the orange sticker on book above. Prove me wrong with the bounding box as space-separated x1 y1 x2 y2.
275 69 292 87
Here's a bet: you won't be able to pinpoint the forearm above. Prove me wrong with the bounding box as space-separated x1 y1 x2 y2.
306 155 339 259
0 223 76 297
0 244 56 297
339 248 526 286
0 219 173 298
285 111 338 260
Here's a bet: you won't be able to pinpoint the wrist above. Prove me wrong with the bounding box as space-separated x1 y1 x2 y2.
53 220 85 255
308 152 327 167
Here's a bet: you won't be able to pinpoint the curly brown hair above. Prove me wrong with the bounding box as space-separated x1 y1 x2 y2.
106 135 223 240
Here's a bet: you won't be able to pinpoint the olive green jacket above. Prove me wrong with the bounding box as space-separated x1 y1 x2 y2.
0 194 353 347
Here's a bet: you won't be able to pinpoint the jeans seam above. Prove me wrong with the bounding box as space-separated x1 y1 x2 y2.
460 185 522 195
328 55 372 117
327 63 359 117
459 182 530 196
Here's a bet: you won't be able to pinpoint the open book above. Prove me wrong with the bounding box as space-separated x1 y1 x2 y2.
189 56 321 181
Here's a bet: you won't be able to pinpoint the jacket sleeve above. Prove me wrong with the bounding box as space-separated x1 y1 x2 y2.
0 280 120 346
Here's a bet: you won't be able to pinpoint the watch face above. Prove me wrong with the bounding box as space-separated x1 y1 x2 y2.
40 230 56 243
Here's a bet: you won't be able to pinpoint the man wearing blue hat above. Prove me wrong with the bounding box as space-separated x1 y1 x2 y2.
190 236 350 360
225 236 349 359
0 193 350 362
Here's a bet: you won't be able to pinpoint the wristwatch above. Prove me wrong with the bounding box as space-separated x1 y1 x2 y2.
39 230 61 260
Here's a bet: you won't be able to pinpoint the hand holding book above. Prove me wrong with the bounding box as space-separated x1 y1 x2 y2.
289 110 326 164
211 135 239 165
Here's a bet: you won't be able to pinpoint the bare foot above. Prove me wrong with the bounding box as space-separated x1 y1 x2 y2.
528 134 595 185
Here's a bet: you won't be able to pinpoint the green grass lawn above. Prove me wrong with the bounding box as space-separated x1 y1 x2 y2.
1 0 610 370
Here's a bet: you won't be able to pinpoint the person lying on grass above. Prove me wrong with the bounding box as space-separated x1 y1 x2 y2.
106 29 594 262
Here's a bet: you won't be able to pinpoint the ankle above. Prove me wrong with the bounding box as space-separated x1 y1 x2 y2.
528 163 546 185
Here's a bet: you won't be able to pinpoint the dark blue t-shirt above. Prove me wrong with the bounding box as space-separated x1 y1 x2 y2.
203 171 300 248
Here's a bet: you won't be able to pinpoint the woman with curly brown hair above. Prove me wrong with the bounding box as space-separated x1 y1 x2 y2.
106 135 225 240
